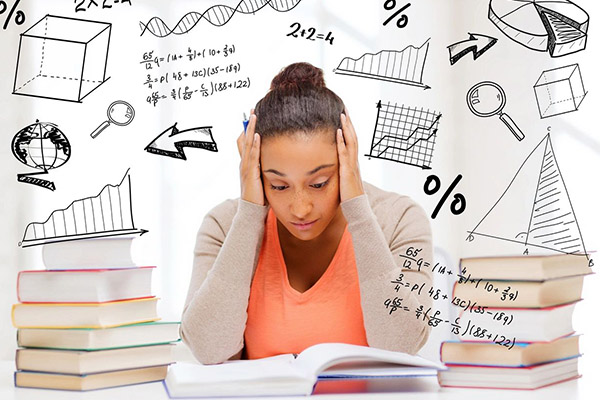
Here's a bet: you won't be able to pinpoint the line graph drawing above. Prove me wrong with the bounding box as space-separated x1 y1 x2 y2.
534 64 587 119
447 33 497 65
365 100 442 169
19 169 147 248
334 39 430 89
488 0 589 57
139 0 303 38
145 123 218 160
467 134 588 258
13 15 111 102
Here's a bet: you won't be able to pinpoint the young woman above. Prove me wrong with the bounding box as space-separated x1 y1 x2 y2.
181 63 433 364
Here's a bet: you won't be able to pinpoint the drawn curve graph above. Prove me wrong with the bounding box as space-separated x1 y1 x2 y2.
366 101 442 169
19 170 147 247
140 0 303 37
334 39 430 89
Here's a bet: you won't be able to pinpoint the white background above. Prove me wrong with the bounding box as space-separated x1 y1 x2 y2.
0 0 598 388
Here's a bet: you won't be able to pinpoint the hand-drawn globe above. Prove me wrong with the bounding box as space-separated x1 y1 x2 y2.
11 120 71 171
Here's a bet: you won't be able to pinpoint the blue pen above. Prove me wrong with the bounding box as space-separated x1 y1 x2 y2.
243 112 249 133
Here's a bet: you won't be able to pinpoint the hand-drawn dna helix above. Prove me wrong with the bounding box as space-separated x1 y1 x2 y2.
139 0 304 37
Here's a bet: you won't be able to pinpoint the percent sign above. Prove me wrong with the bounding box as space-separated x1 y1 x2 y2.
0 0 25 30
424 174 466 219
382 0 411 29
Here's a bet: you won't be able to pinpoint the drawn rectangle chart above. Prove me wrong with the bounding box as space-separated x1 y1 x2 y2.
13 15 111 103
366 101 441 170
534 64 587 119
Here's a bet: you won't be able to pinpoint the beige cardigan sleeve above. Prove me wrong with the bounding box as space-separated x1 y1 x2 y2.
180 199 268 365
181 186 433 364
341 194 433 355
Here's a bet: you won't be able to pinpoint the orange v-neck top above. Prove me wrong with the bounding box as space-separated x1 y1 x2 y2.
244 209 369 359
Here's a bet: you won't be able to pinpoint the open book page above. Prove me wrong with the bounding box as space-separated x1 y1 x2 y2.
165 354 314 397
293 343 443 378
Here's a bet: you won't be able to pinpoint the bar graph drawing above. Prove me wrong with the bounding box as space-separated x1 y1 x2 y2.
334 39 430 89
366 101 442 169
19 170 147 247
467 134 588 257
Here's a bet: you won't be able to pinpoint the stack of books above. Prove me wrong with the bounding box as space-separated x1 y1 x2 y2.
438 254 591 390
12 236 180 391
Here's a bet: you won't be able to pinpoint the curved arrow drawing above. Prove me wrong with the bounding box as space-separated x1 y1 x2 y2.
447 33 498 65
145 123 218 160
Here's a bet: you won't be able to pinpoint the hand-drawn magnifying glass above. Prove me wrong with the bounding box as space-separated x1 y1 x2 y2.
90 100 135 138
466 81 524 141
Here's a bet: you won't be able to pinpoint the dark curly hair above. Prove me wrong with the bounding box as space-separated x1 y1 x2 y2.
254 62 345 141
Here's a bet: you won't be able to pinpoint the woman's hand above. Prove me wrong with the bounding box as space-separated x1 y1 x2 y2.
336 110 365 202
237 112 265 206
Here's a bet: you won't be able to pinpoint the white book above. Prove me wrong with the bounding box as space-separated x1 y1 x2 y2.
16 343 175 374
17 321 181 350
438 358 580 389
460 302 577 343
164 343 442 398
42 236 137 269
17 267 154 303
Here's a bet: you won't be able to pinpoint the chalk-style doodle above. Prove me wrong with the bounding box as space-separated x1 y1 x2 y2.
534 64 587 119
423 175 466 219
467 134 588 257
447 33 497 65
19 170 147 247
91 101 136 138
488 0 589 57
139 0 303 38
366 100 441 169
1 0 25 30
466 81 524 141
12 14 111 102
286 22 334 45
11 120 70 192
382 0 411 29
75 0 132 13
334 39 430 89
145 123 218 160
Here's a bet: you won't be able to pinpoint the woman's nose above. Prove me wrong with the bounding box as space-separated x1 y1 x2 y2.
290 191 312 219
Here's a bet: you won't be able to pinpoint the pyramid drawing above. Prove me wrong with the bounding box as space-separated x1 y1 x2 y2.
468 134 587 256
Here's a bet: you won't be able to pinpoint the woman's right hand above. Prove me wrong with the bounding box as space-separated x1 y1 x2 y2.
237 112 265 206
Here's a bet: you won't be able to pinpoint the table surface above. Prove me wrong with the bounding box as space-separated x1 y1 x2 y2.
1 360 597 400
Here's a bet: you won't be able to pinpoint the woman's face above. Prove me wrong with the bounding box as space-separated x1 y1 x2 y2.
260 132 340 241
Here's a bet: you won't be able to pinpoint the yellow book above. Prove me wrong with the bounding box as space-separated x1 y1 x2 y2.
12 297 159 329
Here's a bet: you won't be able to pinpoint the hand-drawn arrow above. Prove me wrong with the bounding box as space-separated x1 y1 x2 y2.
144 123 218 160
447 33 498 65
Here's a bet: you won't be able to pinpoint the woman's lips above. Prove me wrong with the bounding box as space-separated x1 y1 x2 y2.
291 219 318 231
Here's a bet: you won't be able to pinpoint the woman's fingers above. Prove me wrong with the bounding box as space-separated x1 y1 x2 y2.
237 131 244 157
340 112 358 156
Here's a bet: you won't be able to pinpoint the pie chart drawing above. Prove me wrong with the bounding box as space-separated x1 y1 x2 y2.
488 0 589 58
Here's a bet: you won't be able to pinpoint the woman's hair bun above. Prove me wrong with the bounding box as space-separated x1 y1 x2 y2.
270 62 326 90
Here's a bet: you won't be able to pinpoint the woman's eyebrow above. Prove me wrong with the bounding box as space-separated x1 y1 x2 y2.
263 164 335 177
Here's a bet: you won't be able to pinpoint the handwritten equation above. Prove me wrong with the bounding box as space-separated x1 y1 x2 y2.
384 247 518 349
139 45 251 107
286 22 334 45
75 0 132 13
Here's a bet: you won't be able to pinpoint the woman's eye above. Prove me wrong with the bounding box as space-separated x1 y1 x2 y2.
270 184 288 191
311 180 329 189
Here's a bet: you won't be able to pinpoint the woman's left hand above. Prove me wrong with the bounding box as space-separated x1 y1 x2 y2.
336 110 365 202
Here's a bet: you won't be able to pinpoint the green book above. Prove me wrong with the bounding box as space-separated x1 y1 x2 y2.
17 321 180 351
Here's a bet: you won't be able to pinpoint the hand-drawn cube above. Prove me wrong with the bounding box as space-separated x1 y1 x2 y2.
13 15 111 103
534 64 587 119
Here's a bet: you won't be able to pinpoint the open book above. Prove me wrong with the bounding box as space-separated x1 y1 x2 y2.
164 343 442 397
